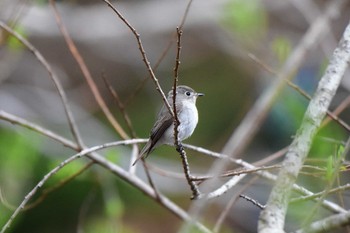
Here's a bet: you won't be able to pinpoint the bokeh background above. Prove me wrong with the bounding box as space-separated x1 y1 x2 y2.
1 0 350 232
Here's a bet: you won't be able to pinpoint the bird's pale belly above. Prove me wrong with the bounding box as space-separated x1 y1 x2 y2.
162 104 198 145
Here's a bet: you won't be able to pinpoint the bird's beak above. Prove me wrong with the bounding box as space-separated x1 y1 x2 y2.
196 92 204 97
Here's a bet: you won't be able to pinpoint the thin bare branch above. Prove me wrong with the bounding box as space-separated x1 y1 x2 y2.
101 74 140 172
0 20 84 148
192 165 281 181
101 0 174 117
124 0 194 106
253 146 289 167
23 162 94 211
294 211 350 233
183 143 347 214
49 0 129 140
0 139 211 233
322 95 350 128
0 110 79 150
290 183 350 203
101 74 137 138
213 177 259 233
248 53 350 132
146 162 280 182
239 194 265 210
171 27 200 199
173 27 181 146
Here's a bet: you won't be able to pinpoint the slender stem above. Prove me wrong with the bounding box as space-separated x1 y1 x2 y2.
172 27 200 199
173 27 181 146
0 21 84 148
101 0 173 117
124 0 194 106
50 0 129 140
248 53 350 132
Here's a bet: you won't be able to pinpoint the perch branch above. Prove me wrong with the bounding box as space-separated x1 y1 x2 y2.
172 27 200 199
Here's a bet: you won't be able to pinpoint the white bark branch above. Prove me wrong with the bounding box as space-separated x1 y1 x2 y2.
258 18 350 233
294 211 350 233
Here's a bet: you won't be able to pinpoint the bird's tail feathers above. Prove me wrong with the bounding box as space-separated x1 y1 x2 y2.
132 141 152 166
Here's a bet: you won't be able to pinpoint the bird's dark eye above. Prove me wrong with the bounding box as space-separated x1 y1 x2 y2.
185 91 191 96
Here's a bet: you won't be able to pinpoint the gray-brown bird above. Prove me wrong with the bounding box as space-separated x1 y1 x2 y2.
133 85 204 165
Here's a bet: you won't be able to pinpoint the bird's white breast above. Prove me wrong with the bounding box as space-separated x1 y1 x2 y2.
177 101 198 141
160 101 199 145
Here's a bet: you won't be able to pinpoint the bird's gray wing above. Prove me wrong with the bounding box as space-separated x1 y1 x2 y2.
132 109 173 166
150 115 173 147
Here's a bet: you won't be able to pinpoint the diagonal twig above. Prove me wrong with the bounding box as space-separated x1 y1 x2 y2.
49 0 129 140
124 0 194 105
101 74 140 172
101 0 173 117
0 110 79 149
0 20 84 148
248 53 350 132
213 177 259 233
290 183 350 204
101 74 137 138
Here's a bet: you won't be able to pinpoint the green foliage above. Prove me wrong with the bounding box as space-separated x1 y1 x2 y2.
84 217 135 233
34 0 48 5
310 121 346 159
222 0 267 40
0 128 41 226
325 144 345 182
325 155 334 182
46 159 86 183
105 195 124 218
105 149 121 165
5 25 26 51
271 37 292 65
0 128 41 193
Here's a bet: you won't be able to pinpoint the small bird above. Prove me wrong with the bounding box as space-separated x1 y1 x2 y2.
133 85 204 165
